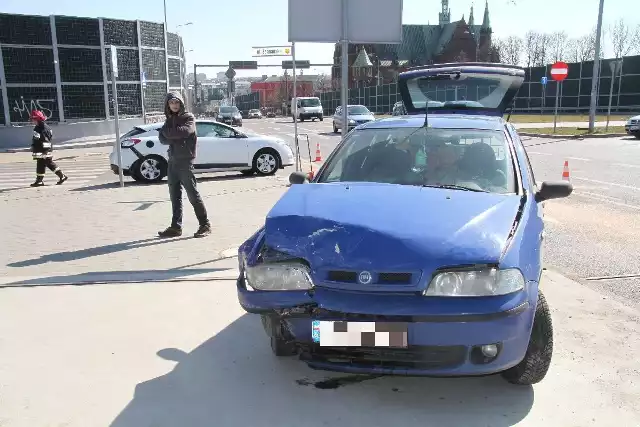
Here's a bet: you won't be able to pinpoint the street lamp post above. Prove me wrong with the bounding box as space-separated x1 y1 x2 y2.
588 0 605 133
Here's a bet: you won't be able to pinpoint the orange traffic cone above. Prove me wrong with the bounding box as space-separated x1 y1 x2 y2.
562 160 570 181
314 141 323 162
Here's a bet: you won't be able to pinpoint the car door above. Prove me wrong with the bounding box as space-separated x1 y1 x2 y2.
195 122 249 169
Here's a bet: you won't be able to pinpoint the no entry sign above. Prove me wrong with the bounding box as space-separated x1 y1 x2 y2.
550 61 569 81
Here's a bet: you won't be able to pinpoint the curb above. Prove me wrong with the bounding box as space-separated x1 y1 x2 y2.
519 132 627 139
1 140 113 154
0 269 240 288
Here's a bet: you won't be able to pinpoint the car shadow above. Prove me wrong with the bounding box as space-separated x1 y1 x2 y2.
6 237 191 268
110 314 534 427
318 132 340 137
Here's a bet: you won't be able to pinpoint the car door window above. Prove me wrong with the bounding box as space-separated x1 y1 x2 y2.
196 123 218 137
212 123 236 138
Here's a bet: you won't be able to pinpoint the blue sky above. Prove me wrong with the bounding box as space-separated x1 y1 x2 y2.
3 0 636 78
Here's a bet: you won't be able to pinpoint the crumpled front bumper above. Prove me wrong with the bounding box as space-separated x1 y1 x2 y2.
237 277 538 377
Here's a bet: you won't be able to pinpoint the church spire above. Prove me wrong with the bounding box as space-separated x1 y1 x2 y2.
469 4 475 26
482 0 491 30
439 0 451 26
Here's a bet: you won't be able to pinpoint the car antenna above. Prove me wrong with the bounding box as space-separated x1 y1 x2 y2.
506 85 522 122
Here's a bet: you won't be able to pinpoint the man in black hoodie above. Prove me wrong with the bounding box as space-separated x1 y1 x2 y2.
158 92 211 238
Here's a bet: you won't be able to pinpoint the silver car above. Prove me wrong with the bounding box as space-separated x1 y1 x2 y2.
332 105 375 133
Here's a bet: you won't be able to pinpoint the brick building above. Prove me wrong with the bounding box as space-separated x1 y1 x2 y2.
331 0 497 86
250 74 316 109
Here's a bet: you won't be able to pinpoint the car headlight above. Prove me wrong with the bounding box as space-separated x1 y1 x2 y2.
424 268 525 297
348 119 356 124
245 262 314 291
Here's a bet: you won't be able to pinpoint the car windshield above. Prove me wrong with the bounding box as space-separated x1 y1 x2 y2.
220 107 238 114
250 109 259 113
300 98 320 107
316 127 515 194
347 106 370 115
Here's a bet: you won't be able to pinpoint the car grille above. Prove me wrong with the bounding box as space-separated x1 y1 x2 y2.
299 344 467 370
630 119 639 125
327 270 412 284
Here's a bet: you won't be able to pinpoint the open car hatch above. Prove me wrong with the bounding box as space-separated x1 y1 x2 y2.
397 63 526 116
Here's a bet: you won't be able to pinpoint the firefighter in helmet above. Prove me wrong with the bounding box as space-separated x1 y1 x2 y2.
30 110 68 187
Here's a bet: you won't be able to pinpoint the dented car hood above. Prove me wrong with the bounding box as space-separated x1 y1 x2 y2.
264 183 521 271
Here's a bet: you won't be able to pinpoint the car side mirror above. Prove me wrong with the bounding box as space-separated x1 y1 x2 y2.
535 181 573 203
289 171 308 185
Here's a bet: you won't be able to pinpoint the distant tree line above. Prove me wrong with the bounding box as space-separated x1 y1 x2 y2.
494 18 640 66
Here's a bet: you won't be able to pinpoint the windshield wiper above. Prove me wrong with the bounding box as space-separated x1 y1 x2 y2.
421 184 488 192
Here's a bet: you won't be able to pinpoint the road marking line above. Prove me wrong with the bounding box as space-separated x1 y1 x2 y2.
567 156 591 161
575 191 640 210
526 151 552 156
572 176 640 191
612 162 640 169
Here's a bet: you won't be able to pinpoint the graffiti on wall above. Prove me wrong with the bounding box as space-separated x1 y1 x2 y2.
12 96 55 120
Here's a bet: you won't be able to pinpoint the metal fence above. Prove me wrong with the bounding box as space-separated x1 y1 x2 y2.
0 12 187 126
253 54 640 116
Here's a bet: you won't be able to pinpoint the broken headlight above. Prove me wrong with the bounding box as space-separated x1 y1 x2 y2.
245 263 313 291
424 268 525 297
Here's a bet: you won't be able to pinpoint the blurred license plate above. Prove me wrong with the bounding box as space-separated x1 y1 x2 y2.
630 125 639 130
312 320 408 348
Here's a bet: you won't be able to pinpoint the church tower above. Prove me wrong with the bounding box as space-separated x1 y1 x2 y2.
439 0 451 26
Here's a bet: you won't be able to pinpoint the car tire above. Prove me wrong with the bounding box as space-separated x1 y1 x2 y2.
240 169 255 176
133 155 167 183
333 122 339 133
319 116 324 122
261 314 296 356
501 291 553 386
252 148 280 176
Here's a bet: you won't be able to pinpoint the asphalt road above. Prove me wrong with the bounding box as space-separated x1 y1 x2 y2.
243 118 640 307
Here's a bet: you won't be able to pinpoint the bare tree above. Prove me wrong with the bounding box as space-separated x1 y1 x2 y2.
632 24 640 54
524 31 539 67
609 19 635 58
550 31 569 61
564 38 580 63
314 73 331 93
495 35 523 65
535 33 553 66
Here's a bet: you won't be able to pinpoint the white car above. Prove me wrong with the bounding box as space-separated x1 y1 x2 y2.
248 109 262 119
110 120 294 183
625 114 640 139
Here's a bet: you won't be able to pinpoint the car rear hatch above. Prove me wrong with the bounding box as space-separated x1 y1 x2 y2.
397 63 525 117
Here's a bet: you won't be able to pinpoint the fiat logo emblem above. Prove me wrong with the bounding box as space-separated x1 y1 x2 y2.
358 271 372 285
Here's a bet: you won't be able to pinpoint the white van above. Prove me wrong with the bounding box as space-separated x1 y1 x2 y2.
291 97 323 122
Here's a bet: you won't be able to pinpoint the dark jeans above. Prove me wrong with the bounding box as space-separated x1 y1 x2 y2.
36 157 60 176
167 161 209 229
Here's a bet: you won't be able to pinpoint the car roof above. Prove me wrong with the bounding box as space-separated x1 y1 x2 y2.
359 114 505 131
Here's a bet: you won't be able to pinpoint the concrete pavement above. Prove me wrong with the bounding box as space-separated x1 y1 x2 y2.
0 268 638 427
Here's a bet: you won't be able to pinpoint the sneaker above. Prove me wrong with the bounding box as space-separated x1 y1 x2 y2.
194 223 211 238
158 227 182 238
56 175 68 185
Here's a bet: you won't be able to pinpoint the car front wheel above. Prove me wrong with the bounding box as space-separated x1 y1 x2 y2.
501 290 553 385
253 148 280 176
133 155 167 183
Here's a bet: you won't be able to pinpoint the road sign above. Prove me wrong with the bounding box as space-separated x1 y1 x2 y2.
225 67 236 80
110 45 118 78
253 46 291 57
282 60 310 70
228 61 258 70
550 61 569 81
541 76 548 85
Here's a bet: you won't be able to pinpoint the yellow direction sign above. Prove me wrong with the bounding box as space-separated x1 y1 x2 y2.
252 46 292 57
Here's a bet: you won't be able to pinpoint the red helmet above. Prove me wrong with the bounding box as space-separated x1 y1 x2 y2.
31 110 47 122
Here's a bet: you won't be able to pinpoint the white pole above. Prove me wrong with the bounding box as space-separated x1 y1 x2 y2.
340 0 349 140
112 78 124 188
588 0 605 133
292 42 300 172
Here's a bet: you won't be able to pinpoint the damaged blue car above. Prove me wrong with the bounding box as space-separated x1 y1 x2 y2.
236 63 573 385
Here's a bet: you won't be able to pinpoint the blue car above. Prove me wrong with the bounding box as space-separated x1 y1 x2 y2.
236 63 573 385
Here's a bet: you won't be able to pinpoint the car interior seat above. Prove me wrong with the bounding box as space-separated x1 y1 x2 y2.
458 142 506 186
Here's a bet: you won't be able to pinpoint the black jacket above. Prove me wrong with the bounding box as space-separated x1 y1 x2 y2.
159 92 197 164
31 122 54 158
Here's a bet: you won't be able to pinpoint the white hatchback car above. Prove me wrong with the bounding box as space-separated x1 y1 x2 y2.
110 120 294 183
